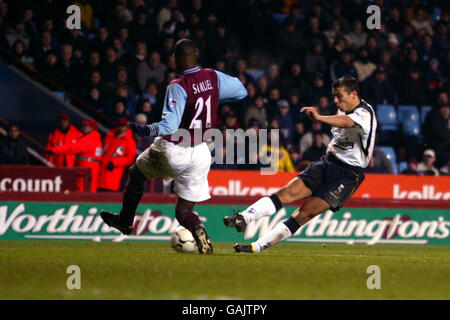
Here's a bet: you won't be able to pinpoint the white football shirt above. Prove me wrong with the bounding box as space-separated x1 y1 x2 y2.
326 100 377 168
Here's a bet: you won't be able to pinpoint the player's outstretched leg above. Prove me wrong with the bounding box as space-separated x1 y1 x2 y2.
176 198 213 254
234 197 329 253
224 177 312 233
101 164 147 235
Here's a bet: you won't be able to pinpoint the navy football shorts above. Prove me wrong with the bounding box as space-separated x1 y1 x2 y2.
297 154 365 212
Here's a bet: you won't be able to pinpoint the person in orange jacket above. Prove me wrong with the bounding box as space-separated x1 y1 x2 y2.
48 119 103 192
46 114 83 167
98 117 136 192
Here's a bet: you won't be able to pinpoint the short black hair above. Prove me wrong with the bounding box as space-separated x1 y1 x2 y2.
173 38 198 57
332 75 360 97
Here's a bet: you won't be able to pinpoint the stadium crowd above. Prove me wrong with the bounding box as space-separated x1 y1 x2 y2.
0 0 449 189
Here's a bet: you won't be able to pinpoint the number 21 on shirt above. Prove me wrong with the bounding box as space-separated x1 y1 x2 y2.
189 95 212 129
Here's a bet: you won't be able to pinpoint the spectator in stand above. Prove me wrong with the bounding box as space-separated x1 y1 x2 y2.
111 67 137 107
33 31 54 64
302 131 327 162
57 44 77 90
146 51 167 85
400 48 422 79
107 2 133 34
299 120 330 159
401 67 426 105
136 98 158 124
244 96 267 129
0 2 12 32
84 70 110 102
89 26 110 55
98 118 136 192
401 157 419 175
282 63 307 98
0 123 29 165
410 7 433 36
288 146 301 171
86 87 106 113
46 114 83 167
386 6 403 34
259 130 295 173
424 58 443 100
323 19 344 48
82 50 102 81
267 87 282 118
37 51 59 81
47 120 103 192
423 95 449 167
304 41 327 79
276 17 303 57
417 149 439 176
256 76 269 98
324 1 350 32
330 50 358 82
11 39 34 66
22 8 37 39
139 80 159 106
224 111 240 129
302 16 327 48
307 73 328 105
266 62 281 88
5 21 30 51
362 67 396 106
108 97 135 123
353 47 376 83
344 20 367 50
292 120 306 148
128 6 158 45
103 47 122 84
434 21 449 52
276 99 293 144
317 95 334 116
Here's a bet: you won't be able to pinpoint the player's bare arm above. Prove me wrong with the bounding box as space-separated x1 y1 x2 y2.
300 106 356 128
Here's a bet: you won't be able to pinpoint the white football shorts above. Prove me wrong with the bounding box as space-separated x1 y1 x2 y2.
136 137 212 202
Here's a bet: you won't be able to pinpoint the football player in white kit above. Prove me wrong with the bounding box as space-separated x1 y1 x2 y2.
226 75 377 253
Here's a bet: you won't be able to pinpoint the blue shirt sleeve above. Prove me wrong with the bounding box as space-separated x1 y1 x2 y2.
215 70 248 103
152 83 187 136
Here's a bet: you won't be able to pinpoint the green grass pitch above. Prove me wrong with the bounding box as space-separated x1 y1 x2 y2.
0 241 449 300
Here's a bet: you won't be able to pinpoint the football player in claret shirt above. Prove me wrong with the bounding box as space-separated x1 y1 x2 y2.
101 39 247 254
226 75 377 253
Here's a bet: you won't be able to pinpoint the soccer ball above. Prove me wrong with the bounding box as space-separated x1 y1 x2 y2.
170 226 197 253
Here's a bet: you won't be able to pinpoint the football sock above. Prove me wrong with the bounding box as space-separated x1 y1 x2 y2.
241 194 283 224
251 217 300 253
118 165 147 227
176 209 201 234
118 189 143 227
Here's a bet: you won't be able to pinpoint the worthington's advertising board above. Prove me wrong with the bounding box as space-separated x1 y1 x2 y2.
1 195 448 245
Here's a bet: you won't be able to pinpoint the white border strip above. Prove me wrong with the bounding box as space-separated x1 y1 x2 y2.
286 238 428 244
24 235 171 241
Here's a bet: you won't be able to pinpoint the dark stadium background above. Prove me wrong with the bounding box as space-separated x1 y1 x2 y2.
0 0 448 185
